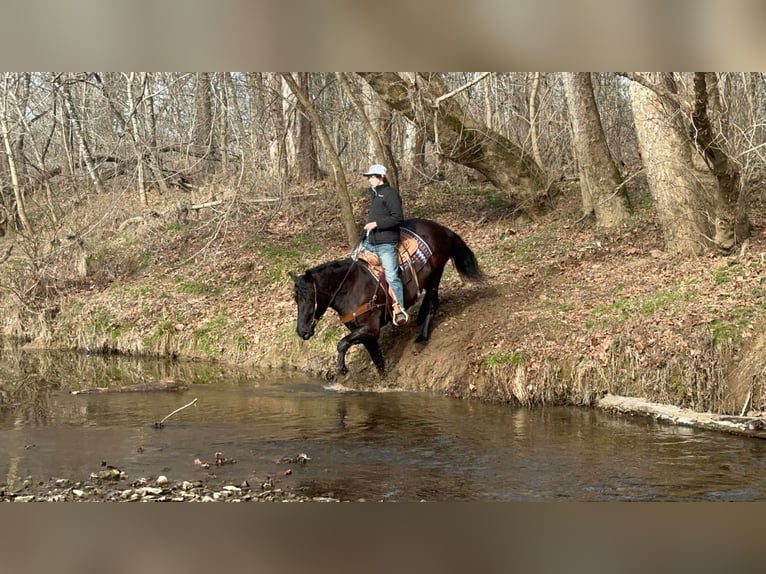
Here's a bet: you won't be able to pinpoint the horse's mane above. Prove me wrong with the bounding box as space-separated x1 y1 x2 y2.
305 257 353 280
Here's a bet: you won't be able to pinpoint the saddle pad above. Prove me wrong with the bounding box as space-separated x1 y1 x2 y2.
398 226 432 271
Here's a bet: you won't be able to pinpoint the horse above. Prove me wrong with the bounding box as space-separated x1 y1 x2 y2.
290 218 483 375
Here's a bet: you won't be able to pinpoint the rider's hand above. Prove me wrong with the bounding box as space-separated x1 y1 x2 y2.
364 222 377 232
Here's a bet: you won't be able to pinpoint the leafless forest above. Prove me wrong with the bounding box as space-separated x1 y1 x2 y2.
1 73 764 249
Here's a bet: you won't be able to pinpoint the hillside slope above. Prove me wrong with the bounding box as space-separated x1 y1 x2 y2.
3 180 766 416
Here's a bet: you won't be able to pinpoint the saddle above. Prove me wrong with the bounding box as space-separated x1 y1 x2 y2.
354 227 432 314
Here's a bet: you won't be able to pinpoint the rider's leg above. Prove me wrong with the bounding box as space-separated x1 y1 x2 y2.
376 242 407 325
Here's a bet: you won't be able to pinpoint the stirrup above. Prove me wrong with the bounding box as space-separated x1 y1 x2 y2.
393 309 409 326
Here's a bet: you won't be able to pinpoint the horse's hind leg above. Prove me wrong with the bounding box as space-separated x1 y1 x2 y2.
415 290 439 343
414 264 444 343
363 340 385 374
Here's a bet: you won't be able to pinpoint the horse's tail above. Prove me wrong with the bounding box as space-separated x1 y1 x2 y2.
449 230 484 282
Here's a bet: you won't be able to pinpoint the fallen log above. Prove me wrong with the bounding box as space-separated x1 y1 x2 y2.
597 394 766 439
71 378 188 395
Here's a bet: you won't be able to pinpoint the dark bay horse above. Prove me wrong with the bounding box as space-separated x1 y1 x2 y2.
291 218 483 375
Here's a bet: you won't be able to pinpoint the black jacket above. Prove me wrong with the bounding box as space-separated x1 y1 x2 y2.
366 183 403 244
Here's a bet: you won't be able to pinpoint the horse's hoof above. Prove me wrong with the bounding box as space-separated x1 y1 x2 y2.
324 370 337 382
414 335 428 344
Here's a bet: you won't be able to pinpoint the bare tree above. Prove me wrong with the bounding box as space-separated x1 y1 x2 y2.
629 73 718 254
57 74 107 195
294 73 319 182
336 73 399 189
688 72 750 249
562 73 630 227
528 72 545 173
358 72 547 216
0 73 31 233
280 73 358 247
193 72 216 177
627 72 750 254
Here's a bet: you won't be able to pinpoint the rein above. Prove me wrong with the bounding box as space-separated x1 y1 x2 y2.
309 257 359 325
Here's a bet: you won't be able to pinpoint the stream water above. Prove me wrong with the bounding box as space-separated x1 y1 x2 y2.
2 350 766 501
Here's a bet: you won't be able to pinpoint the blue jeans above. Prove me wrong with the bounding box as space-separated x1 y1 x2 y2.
362 240 404 309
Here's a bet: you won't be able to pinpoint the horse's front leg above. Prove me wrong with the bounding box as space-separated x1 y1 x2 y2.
335 323 381 374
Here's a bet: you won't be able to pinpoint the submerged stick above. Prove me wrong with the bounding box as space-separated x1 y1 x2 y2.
154 398 198 428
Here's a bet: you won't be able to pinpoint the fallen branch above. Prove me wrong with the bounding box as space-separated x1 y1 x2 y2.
72 378 188 394
155 397 198 428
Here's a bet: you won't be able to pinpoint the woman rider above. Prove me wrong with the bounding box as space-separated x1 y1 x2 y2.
361 164 408 326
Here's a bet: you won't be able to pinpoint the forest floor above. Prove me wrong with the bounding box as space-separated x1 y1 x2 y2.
5 174 766 417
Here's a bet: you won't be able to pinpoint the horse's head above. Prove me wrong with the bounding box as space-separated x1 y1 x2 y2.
290 270 318 340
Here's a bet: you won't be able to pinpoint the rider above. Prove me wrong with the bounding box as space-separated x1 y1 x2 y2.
361 164 408 326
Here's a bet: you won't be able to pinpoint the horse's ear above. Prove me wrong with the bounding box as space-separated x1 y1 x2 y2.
288 271 298 283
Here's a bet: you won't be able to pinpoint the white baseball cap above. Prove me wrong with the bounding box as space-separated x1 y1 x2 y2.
363 164 387 177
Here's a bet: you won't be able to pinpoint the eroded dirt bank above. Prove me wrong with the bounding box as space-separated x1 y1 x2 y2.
3 183 766 421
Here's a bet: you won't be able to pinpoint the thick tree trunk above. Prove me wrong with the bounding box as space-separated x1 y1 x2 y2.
562 73 631 228
358 72 548 215
689 72 750 251
629 73 713 254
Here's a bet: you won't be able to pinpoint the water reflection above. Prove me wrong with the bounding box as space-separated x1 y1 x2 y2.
1 350 766 500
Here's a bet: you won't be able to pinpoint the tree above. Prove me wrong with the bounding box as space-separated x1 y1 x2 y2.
193 72 216 177
562 73 631 227
336 72 399 189
57 74 107 195
294 73 319 181
358 72 548 216
280 73 358 247
0 73 31 233
627 72 750 254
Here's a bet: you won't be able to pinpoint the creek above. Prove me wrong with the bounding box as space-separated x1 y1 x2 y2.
1 350 765 501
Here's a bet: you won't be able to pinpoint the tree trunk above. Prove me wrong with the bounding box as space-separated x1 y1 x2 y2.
145 74 169 195
0 74 31 233
529 72 545 172
562 73 631 228
358 72 548 215
629 73 713 254
267 74 289 181
294 73 320 181
689 72 750 251
5 73 58 225
193 72 216 178
126 73 148 205
280 73 358 247
60 75 107 195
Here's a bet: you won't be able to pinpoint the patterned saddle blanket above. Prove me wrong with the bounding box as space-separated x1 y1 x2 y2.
355 226 432 273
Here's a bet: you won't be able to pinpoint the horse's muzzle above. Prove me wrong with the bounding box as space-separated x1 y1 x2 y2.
297 326 315 340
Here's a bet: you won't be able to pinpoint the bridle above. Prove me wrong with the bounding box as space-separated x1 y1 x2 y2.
309 281 319 327
304 259 358 328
